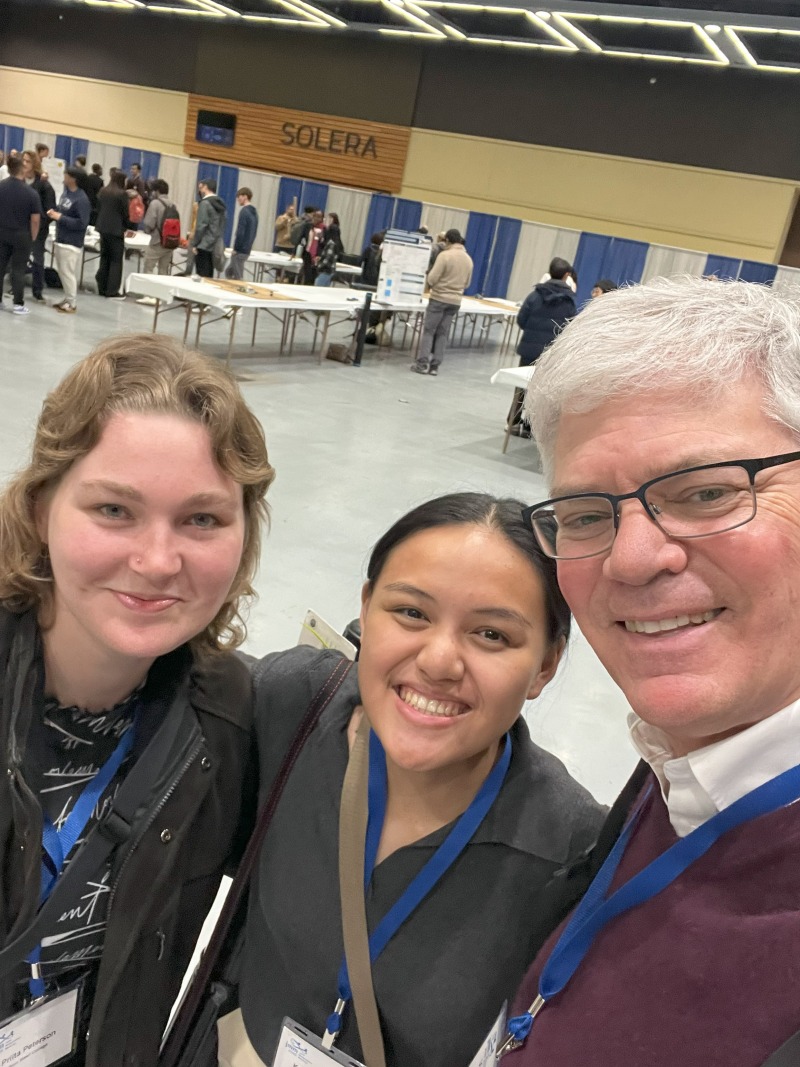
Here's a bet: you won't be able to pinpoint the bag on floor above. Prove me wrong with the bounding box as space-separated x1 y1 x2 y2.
161 204 182 250
325 343 353 364
43 267 62 290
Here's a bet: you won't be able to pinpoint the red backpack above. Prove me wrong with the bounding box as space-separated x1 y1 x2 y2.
160 202 181 250
128 193 145 224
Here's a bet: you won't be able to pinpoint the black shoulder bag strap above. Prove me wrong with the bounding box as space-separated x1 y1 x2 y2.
0 694 187 978
159 656 353 1067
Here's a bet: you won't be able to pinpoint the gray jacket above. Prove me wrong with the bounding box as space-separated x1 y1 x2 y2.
192 194 226 252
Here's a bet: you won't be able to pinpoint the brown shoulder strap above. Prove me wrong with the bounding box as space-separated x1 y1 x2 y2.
338 715 387 1067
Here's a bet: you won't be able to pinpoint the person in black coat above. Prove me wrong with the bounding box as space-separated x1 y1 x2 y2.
509 257 578 436
95 171 131 298
85 164 104 226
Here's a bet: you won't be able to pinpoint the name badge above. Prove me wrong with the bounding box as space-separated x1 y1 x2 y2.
273 1020 365 1067
468 1002 507 1067
0 984 80 1067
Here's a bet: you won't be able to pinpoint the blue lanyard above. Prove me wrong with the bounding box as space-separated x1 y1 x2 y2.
27 722 136 1001
502 759 800 1054
325 729 513 1043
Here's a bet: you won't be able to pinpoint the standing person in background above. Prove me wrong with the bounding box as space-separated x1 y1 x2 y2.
22 150 54 305
126 161 146 202
35 143 49 164
85 163 104 226
507 257 577 437
141 179 178 276
47 165 90 314
360 231 383 287
190 178 227 279
273 202 296 253
314 212 343 287
428 230 447 271
0 155 41 316
0 152 7 181
72 155 89 195
225 187 259 281
298 208 323 285
412 228 473 377
591 278 618 298
95 171 131 300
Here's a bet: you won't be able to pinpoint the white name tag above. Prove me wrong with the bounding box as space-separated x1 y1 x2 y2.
468 1002 507 1067
0 985 79 1067
273 1020 366 1067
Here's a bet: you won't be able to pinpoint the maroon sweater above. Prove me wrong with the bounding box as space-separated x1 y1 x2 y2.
506 775 800 1066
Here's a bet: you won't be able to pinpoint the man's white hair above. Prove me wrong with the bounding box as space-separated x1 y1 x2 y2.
526 276 800 481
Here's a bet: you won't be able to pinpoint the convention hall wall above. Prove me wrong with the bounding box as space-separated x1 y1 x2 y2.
1 1 798 260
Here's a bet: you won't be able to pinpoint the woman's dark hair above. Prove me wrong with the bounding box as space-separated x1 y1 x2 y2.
108 171 126 190
548 257 573 281
328 212 340 226
365 492 570 645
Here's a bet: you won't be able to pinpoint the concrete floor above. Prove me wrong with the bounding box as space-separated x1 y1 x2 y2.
0 272 637 803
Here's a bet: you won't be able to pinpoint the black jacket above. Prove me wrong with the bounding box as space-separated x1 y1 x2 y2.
30 177 56 242
96 186 130 237
516 280 577 366
0 607 254 1067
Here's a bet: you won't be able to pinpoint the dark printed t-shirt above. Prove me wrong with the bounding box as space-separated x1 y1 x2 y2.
0 178 42 231
9 693 139 1061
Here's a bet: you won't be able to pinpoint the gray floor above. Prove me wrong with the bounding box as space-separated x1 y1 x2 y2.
0 271 637 803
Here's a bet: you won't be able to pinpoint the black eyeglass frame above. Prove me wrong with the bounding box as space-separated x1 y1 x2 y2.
522 449 800 560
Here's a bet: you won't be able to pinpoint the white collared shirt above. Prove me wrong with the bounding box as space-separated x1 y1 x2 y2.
628 699 800 837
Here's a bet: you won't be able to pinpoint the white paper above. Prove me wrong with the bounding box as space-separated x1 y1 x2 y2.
0 986 79 1067
468 1002 507 1067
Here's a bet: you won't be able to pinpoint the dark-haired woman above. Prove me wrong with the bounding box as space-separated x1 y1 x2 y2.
95 171 131 299
229 493 605 1067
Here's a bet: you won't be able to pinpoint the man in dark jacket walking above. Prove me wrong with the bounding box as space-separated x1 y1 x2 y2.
509 257 577 435
191 178 227 279
225 187 258 280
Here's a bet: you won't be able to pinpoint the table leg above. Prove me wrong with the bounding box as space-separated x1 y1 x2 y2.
251 307 259 348
318 311 331 364
226 308 239 367
152 298 160 334
182 303 191 343
194 306 204 346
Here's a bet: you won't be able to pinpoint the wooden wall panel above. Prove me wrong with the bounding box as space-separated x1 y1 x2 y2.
185 94 410 193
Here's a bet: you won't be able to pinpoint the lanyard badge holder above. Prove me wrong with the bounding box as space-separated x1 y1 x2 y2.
499 758 800 1057
0 724 136 1067
283 726 513 1067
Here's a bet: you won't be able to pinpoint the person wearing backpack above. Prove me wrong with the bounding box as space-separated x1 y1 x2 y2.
225 187 258 281
135 179 180 305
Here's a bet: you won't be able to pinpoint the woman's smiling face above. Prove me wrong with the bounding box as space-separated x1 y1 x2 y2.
357 524 563 776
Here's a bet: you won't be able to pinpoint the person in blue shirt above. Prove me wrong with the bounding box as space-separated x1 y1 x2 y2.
225 187 259 281
46 165 90 314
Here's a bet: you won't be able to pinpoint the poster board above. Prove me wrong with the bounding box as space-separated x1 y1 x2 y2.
377 229 431 306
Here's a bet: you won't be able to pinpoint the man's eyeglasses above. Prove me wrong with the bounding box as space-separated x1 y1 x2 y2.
523 450 800 561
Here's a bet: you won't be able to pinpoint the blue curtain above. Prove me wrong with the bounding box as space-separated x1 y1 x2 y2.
573 233 612 306
218 164 240 245
364 194 394 241
464 212 498 296
393 199 422 233
6 126 24 154
483 217 521 298
704 255 741 280
301 181 328 213
121 146 143 173
739 260 777 285
602 238 648 288
55 135 72 161
141 151 161 181
277 177 303 216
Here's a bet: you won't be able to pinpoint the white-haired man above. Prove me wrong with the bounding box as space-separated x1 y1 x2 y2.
502 277 800 1067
